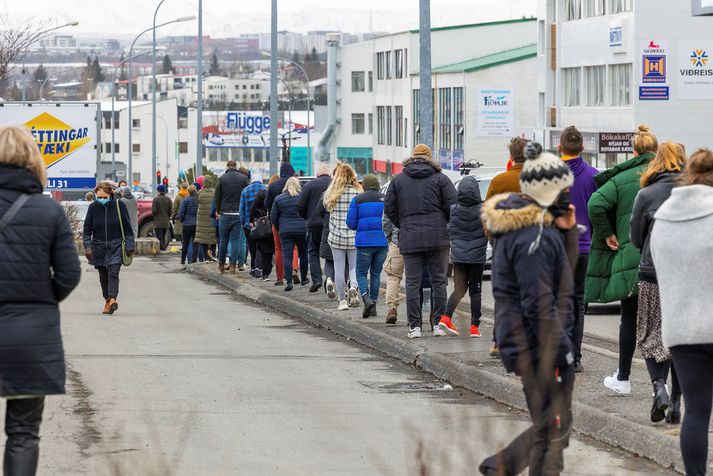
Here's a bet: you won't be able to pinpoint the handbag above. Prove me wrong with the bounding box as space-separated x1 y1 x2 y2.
251 210 272 240
116 200 133 266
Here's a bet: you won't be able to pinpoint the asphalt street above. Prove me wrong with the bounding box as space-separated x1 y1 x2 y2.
17 256 675 475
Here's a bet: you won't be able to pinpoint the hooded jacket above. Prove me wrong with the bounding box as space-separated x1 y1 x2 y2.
298 173 332 229
448 176 487 264
195 176 217 245
83 195 136 267
152 192 172 229
265 162 296 210
564 157 598 254
481 193 575 375
0 164 81 396
630 171 680 283
383 156 457 254
346 188 388 248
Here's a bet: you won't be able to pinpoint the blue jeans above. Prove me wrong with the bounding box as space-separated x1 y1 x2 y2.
218 214 246 265
356 247 388 303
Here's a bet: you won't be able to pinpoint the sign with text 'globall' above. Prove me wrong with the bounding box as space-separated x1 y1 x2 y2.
0 103 99 189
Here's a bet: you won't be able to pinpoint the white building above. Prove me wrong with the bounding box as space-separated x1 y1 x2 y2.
537 0 713 168
333 19 538 178
135 74 270 107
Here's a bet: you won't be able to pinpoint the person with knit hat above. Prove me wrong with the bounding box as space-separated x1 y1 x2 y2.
479 142 578 476
152 184 172 251
347 174 388 319
384 144 457 338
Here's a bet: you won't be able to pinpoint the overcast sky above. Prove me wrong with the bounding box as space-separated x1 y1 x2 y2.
3 0 537 38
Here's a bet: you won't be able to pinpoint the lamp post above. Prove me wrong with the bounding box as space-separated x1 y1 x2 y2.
269 0 278 175
126 15 195 190
196 0 204 181
419 0 433 149
152 0 167 196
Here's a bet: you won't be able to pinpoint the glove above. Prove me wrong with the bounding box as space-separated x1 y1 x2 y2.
85 248 94 263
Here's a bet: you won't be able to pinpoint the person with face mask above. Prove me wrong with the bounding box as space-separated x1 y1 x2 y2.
83 181 135 315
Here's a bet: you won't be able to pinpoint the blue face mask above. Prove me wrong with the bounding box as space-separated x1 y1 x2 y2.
96 197 110 206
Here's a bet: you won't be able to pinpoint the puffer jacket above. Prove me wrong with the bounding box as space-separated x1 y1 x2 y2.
481 193 575 375
265 162 296 210
83 196 135 267
327 186 360 250
346 189 387 248
0 164 81 396
177 194 199 227
195 177 217 245
271 192 307 236
384 156 457 254
448 176 487 264
630 171 680 283
585 152 654 303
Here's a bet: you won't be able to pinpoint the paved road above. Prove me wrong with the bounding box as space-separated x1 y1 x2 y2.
21 257 673 475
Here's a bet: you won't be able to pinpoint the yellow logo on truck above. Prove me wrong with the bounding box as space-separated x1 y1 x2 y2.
25 112 91 168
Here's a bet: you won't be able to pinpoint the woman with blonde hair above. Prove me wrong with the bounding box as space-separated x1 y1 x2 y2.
323 163 362 310
270 177 309 291
0 126 81 473
587 125 657 395
630 141 685 423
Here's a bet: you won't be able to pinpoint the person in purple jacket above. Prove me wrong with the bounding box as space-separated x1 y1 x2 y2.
559 126 598 373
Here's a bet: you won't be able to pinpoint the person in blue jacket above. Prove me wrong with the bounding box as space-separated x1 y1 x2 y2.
347 174 388 319
177 185 200 265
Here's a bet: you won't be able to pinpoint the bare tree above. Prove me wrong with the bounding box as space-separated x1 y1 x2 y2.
0 13 50 82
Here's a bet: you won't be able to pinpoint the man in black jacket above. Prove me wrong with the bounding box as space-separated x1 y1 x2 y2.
297 163 331 292
384 144 457 339
215 160 250 273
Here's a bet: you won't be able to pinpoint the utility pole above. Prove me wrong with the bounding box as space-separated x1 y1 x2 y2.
418 0 433 149
152 0 166 194
196 0 204 178
269 0 279 175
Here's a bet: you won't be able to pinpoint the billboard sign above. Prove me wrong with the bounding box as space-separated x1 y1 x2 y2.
639 40 670 101
477 88 514 137
202 111 272 148
599 132 635 154
0 103 99 189
677 41 713 99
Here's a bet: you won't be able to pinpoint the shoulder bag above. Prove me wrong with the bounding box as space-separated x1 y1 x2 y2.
116 200 133 266
251 209 272 240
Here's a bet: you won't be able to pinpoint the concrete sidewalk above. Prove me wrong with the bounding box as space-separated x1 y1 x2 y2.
188 262 689 474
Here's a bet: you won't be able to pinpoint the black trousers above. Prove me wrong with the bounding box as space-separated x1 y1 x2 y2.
307 227 323 284
480 366 574 476
280 233 308 282
4 397 45 476
181 225 198 264
444 262 484 327
572 254 588 364
97 264 121 300
645 358 681 395
246 229 258 270
670 344 713 476
155 228 168 251
402 249 449 330
257 241 274 278
618 295 638 380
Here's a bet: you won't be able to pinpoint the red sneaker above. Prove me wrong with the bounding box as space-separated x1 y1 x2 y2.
438 315 459 336
470 325 481 338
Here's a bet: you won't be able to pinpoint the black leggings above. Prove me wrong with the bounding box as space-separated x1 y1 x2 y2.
444 262 484 326
181 225 198 263
572 254 588 364
246 229 258 270
257 241 274 278
4 397 44 476
618 295 638 380
670 344 713 476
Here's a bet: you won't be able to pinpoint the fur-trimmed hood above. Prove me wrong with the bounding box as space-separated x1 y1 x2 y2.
481 193 555 238
402 155 442 175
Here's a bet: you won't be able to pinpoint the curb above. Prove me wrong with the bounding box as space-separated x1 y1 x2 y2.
189 265 683 474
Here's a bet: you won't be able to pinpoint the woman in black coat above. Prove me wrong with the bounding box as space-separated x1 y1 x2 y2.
270 177 309 291
83 181 135 315
249 187 275 280
0 126 81 474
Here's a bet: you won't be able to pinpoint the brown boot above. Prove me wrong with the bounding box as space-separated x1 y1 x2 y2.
218 262 225 274
107 298 118 315
102 300 111 315
385 308 397 325
228 264 236 274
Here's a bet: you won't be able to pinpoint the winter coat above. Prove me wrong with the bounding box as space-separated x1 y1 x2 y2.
195 177 217 245
481 193 576 375
384 156 457 254
121 189 139 238
630 172 680 283
152 193 172 229
0 164 81 396
564 157 598 254
327 186 360 250
265 162 296 210
316 192 333 260
172 192 187 236
585 152 654 303
271 192 307 236
249 189 275 253
215 168 250 214
346 189 388 248
382 214 399 246
448 176 487 264
485 163 522 200
177 195 199 227
83 196 136 268
240 181 266 229
298 174 332 229
651 185 713 348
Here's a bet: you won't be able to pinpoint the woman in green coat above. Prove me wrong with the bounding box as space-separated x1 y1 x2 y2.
586 125 658 395
195 176 217 260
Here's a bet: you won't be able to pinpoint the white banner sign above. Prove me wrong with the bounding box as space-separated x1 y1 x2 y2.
677 41 713 100
477 88 514 137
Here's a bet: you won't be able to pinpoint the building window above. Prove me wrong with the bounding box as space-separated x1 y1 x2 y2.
368 71 373 91
179 142 188 153
377 106 385 145
610 0 632 14
178 117 188 129
563 67 581 106
132 118 140 128
565 0 582 20
351 113 365 134
412 89 420 146
610 63 632 106
395 49 404 79
385 51 392 79
404 118 408 148
585 65 606 106
438 88 452 150
376 52 385 80
395 106 403 146
351 71 365 92
132 143 140 153
386 106 393 145
104 142 112 153
368 112 373 135
404 49 408 76
453 87 464 151
583 0 606 16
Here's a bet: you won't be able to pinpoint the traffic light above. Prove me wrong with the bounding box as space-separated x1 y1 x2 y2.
162 178 169 188
156 170 161 185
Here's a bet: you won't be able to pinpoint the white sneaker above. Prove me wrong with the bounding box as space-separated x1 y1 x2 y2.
433 327 447 337
326 278 336 299
407 327 422 339
603 370 631 395
337 300 349 311
348 287 361 307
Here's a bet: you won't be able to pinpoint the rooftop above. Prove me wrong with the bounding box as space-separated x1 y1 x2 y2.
408 17 536 34
431 43 537 74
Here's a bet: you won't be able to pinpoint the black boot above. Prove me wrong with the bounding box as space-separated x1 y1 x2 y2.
651 380 670 423
362 295 375 319
666 393 681 424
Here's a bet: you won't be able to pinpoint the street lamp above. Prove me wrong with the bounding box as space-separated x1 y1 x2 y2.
126 14 195 190
152 0 167 198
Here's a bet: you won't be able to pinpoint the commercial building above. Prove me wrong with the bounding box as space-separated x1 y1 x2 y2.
536 0 713 167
